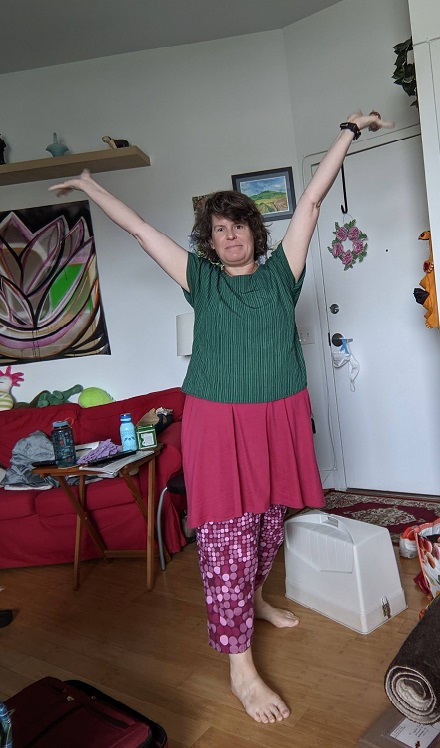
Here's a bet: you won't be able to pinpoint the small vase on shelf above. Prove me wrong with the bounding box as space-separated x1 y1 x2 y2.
46 133 69 157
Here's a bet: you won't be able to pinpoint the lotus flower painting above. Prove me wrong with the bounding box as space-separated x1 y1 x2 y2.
0 201 110 365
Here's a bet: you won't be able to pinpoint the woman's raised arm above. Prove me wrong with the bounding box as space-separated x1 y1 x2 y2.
282 111 394 281
49 170 189 291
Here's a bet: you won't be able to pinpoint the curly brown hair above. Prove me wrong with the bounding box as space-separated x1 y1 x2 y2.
191 190 269 264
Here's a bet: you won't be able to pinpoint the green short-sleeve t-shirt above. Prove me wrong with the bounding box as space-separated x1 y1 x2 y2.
182 242 307 403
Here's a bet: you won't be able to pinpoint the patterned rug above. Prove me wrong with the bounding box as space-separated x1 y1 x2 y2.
322 492 440 545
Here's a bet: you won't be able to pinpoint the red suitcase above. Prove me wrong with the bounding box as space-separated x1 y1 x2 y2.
6 676 168 748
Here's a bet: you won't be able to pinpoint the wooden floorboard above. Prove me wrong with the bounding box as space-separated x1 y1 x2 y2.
0 541 426 747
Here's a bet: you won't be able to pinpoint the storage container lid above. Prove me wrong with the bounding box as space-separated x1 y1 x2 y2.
52 420 69 428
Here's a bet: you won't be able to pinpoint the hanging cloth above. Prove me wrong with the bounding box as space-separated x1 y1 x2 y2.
332 338 360 392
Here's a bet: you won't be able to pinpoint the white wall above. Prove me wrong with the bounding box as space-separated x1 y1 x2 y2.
0 32 296 404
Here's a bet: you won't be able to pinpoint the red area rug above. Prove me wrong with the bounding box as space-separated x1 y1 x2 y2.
322 492 440 545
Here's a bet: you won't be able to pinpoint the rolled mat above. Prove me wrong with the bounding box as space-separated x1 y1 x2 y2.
384 595 440 724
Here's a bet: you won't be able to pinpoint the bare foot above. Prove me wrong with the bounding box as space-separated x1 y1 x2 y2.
254 588 299 628
230 651 290 723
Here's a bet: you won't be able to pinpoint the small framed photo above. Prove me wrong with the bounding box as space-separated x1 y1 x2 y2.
231 167 295 222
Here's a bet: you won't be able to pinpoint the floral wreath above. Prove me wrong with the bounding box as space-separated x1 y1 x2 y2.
328 219 368 270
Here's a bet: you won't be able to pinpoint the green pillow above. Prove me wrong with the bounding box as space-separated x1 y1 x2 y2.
78 387 114 408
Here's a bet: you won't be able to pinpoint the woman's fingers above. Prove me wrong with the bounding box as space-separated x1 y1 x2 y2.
48 181 75 194
347 111 395 131
48 173 90 194
48 169 95 196
378 118 395 129
368 111 394 131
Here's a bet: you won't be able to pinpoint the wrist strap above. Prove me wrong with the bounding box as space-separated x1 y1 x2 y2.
340 122 361 140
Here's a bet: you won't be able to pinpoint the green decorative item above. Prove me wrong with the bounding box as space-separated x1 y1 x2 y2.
14 384 84 409
78 387 114 408
36 385 83 407
392 37 418 109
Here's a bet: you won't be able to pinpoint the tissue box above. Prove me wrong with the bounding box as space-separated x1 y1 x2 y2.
135 425 157 450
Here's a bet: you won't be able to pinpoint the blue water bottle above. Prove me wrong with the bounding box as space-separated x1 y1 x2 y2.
120 413 137 452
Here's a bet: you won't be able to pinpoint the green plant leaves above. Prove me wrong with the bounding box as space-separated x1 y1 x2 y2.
392 37 418 109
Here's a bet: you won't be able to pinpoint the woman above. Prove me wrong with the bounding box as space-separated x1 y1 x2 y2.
49 110 393 724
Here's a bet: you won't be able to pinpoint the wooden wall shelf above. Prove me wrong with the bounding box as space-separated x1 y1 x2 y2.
0 146 150 186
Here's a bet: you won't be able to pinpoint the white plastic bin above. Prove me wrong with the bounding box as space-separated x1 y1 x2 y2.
284 510 407 634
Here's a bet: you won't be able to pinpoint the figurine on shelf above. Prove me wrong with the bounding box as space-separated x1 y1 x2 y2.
46 133 69 157
102 135 130 149
0 134 7 165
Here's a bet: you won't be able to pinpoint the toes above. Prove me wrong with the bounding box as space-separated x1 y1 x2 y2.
259 702 290 723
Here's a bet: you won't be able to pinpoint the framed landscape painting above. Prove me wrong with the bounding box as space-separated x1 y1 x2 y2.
231 167 295 222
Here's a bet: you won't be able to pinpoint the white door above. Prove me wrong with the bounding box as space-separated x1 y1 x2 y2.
314 134 440 494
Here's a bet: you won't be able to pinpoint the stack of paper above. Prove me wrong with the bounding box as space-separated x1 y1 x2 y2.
79 450 153 477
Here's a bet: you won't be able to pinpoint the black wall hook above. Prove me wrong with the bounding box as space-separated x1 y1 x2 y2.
340 164 348 214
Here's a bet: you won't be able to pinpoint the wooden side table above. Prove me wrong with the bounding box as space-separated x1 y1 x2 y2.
32 445 165 591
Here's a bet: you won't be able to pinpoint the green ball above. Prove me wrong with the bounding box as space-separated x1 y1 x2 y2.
78 387 114 408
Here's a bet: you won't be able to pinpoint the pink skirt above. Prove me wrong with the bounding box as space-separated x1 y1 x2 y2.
182 388 325 527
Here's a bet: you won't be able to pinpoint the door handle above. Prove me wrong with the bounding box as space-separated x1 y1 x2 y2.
331 333 353 347
331 333 344 347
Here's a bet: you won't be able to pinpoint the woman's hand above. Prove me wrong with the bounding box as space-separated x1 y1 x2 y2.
347 110 395 133
48 169 97 197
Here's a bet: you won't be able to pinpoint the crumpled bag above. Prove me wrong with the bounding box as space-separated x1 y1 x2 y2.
137 407 174 434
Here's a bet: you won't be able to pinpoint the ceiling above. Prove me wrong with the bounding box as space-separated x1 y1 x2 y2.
2 0 342 75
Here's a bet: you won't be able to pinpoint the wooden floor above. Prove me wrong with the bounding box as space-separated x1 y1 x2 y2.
0 541 426 747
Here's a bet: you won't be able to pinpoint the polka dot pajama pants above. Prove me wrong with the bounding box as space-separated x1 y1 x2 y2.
196 504 287 654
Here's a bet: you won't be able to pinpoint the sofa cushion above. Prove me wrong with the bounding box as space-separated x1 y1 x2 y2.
35 475 142 517
0 488 39 520
0 403 81 467
76 388 185 446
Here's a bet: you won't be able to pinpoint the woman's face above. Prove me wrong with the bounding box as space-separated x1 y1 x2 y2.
209 214 255 268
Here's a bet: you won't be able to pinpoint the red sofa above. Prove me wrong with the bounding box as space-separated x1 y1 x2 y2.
0 387 187 569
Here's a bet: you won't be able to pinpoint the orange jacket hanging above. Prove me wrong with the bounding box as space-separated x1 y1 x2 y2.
418 230 439 328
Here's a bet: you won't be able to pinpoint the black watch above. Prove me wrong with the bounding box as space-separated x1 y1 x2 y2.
340 122 361 140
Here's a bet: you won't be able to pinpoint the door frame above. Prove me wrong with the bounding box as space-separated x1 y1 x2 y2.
303 124 422 491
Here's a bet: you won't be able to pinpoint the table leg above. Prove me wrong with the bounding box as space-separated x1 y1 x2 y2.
122 458 156 590
72 475 86 590
73 515 82 591
124 471 171 566
57 475 109 563
123 472 149 523
147 458 156 590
